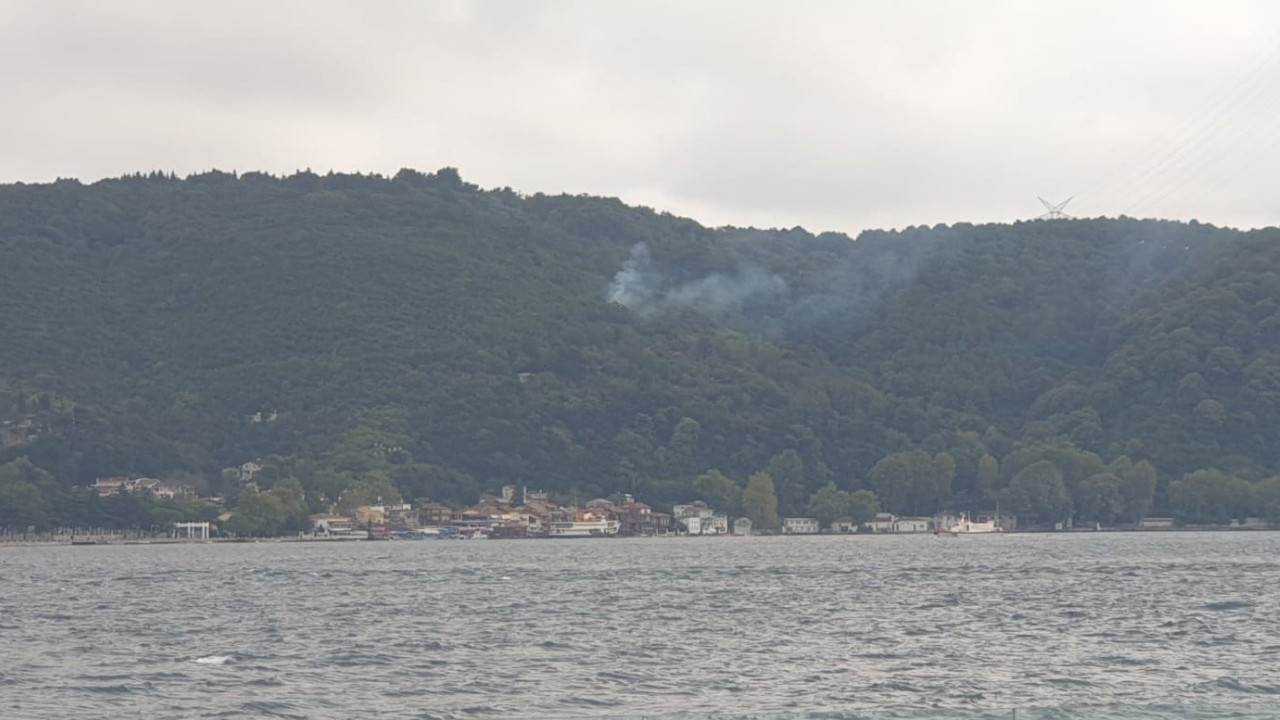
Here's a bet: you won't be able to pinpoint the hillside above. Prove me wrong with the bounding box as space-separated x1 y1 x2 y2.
2 168 1279 531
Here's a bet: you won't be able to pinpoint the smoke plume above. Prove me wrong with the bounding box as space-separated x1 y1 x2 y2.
607 242 785 318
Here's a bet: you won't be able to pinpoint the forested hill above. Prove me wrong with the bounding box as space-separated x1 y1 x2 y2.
3 168 1280 527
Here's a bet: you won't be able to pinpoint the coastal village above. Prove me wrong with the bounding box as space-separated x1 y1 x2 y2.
75 465 1011 542
7 458 1271 545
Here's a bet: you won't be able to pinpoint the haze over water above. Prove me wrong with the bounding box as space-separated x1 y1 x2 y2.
2 533 1278 719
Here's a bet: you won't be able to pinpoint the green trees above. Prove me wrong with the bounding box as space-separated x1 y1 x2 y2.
1255 476 1280 526
867 450 950 516
741 472 780 530
693 470 742 516
392 464 478 506
1168 469 1252 525
1007 460 1071 527
0 457 53 529
802 483 881 528
1074 474 1124 525
338 475 403 512
1 172 1279 532
1003 445 1104 503
806 482 851 527
1117 459 1157 525
868 452 914 516
763 450 805 518
222 479 310 537
847 490 880 526
932 452 956 509
976 454 1000 501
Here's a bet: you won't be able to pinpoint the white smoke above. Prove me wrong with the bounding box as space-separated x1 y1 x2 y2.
606 242 785 317
606 242 658 311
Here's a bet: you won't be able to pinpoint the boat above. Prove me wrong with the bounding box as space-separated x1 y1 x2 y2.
547 511 620 538
936 512 1002 536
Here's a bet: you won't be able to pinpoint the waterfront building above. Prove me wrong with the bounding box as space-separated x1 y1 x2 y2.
781 517 820 535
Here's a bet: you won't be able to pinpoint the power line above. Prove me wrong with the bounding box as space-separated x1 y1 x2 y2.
1072 28 1280 219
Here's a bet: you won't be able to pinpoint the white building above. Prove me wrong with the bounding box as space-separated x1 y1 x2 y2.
310 514 364 539
733 517 753 535
829 519 856 534
173 521 210 540
704 515 729 535
863 513 932 534
866 512 897 533
679 516 703 535
673 502 715 519
892 517 931 534
674 502 726 535
781 517 821 535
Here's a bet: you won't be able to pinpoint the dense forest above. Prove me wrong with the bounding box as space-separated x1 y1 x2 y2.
3 168 1280 531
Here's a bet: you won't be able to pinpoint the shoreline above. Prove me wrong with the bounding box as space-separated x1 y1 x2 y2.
1 525 1276 548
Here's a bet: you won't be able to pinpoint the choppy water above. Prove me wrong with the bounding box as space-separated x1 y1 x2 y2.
2 532 1279 719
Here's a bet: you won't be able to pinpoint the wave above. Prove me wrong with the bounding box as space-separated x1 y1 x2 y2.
1202 677 1280 694
605 706 1280 720
191 655 234 665
1201 600 1255 611
77 683 141 694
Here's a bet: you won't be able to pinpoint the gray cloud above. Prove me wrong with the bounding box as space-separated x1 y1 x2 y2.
2 0 1279 233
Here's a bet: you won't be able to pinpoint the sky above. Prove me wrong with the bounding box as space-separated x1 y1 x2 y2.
2 0 1279 235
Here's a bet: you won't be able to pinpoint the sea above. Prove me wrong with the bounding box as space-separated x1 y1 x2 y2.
2 532 1279 720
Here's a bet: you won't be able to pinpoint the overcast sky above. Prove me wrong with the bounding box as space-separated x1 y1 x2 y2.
2 0 1279 235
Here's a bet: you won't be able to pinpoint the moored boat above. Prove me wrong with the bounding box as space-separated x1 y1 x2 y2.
547 511 620 538
936 512 1002 536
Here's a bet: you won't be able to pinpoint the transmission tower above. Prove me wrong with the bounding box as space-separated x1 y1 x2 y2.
1036 196 1073 220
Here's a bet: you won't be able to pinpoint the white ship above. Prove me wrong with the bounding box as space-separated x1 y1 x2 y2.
547 512 620 538
937 512 1002 535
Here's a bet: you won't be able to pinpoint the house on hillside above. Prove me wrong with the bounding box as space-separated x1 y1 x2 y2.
0 418 38 448
238 461 263 482
94 476 130 497
131 477 163 495
353 504 416 527
381 503 419 529
95 476 194 500
421 502 453 526
153 481 198 501
733 517 753 536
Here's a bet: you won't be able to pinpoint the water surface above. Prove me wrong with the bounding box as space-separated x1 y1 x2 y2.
2 532 1278 719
